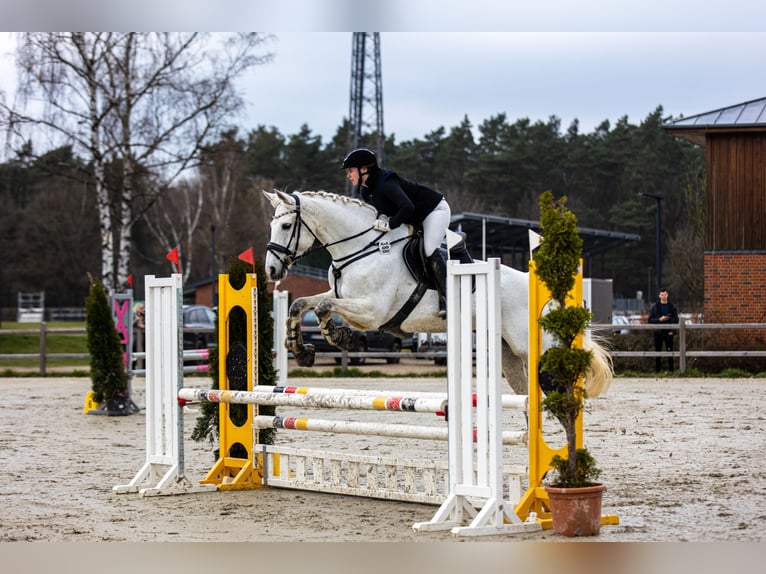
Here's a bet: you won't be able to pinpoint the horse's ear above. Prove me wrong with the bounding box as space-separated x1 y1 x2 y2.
262 189 279 207
275 189 295 205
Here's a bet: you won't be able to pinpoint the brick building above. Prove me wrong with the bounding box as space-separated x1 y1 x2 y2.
665 97 766 340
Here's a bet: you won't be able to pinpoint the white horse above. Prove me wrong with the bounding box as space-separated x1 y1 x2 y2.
263 189 612 397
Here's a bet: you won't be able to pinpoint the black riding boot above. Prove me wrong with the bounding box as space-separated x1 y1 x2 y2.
427 251 448 319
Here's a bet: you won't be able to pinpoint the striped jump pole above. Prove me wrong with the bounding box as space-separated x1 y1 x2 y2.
178 388 447 414
132 348 211 376
253 415 527 444
249 384 528 412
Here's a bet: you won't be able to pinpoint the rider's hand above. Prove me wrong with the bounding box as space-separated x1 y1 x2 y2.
373 219 390 232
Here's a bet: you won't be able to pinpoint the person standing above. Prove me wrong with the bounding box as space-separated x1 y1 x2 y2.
647 288 679 372
342 148 452 318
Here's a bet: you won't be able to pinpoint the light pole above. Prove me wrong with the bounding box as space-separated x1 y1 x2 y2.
640 192 663 299
210 225 217 308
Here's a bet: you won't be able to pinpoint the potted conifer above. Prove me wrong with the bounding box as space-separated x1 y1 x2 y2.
534 190 605 537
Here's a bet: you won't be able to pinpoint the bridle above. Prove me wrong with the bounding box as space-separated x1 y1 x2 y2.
265 193 307 270
266 192 410 294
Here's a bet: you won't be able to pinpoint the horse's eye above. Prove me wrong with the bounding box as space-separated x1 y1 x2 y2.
281 222 291 230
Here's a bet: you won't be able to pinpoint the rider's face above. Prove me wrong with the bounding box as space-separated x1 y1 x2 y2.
346 167 367 187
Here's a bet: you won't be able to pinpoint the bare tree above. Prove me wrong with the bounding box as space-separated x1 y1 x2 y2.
667 171 706 308
142 130 248 280
1 32 273 289
142 177 204 283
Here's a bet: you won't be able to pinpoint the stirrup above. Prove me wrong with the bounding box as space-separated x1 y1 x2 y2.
436 296 447 319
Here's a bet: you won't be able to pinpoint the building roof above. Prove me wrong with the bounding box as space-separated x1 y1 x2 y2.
451 211 641 261
664 96 766 146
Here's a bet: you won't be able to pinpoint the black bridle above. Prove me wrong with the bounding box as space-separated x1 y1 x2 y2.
265 193 307 270
265 192 410 294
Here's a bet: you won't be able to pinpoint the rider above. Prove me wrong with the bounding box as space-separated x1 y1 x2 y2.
342 147 451 318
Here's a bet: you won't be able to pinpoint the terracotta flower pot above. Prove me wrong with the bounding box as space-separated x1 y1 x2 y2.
544 483 606 537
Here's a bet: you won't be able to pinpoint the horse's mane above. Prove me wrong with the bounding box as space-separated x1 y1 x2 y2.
300 190 378 217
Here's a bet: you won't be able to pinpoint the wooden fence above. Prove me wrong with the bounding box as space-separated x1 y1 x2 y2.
590 322 766 373
3 322 766 376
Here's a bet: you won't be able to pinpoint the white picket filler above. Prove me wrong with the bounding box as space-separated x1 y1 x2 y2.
413 258 542 537
113 274 216 497
272 290 289 387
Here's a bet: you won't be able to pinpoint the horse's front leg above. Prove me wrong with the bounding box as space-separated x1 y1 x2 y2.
314 300 356 350
314 297 381 350
286 292 333 367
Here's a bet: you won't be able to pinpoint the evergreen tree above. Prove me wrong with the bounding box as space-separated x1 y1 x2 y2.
85 275 128 411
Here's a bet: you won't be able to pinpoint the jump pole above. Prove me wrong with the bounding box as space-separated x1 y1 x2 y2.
413 258 542 537
252 415 527 444
179 387 447 413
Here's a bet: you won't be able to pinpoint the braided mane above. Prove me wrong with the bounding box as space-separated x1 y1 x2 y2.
301 190 378 217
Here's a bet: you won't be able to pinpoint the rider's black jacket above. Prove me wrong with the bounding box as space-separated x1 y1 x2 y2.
361 169 443 230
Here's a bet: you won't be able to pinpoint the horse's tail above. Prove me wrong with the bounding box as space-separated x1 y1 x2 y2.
583 334 614 398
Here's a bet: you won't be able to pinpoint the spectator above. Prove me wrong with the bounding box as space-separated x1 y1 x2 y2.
647 288 679 372
132 303 145 368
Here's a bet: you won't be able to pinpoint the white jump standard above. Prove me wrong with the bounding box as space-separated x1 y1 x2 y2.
112 274 216 497
413 259 541 537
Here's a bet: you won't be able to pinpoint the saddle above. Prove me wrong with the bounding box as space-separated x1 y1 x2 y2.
379 231 474 336
402 230 474 286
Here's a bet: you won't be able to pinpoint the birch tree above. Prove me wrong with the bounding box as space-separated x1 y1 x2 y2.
1 32 272 289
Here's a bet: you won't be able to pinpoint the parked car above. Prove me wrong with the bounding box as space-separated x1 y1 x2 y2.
414 332 448 365
300 310 403 364
611 314 631 334
182 304 216 349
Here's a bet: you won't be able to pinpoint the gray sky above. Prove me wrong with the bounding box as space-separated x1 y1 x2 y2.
242 31 766 143
2 3 766 146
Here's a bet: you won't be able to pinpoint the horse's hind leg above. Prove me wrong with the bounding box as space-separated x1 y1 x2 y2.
501 340 528 395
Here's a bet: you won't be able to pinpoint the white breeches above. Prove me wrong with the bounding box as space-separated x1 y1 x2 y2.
422 199 451 257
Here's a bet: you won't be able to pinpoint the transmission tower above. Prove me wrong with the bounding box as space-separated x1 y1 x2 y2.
347 32 385 195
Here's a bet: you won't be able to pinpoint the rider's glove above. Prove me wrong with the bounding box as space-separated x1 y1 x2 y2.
373 219 390 232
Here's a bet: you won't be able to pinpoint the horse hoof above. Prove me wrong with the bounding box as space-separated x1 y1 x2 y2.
295 345 316 367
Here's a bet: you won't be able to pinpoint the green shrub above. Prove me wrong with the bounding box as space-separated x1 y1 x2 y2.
85 276 128 406
534 191 600 488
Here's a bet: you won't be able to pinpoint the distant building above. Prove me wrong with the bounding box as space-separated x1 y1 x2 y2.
665 97 766 333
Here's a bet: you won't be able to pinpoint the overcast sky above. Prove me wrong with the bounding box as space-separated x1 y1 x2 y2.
241 31 766 143
2 3 766 149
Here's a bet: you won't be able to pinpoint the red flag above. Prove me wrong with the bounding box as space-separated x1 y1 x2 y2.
238 247 255 272
166 247 179 272
126 274 133 288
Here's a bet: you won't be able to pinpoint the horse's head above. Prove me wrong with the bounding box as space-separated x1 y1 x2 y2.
263 190 317 281
263 188 395 282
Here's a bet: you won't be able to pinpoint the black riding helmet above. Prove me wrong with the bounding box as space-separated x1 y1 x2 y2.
341 148 378 171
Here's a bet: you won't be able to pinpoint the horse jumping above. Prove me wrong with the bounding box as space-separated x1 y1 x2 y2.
263 189 612 397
